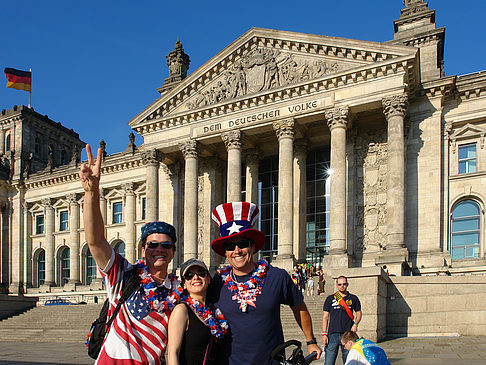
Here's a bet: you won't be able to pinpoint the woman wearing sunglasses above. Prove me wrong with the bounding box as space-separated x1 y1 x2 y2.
167 259 229 365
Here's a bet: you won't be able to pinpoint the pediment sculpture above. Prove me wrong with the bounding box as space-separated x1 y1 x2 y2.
186 47 341 110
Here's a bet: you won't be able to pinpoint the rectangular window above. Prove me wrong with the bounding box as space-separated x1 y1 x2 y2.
458 144 477 174
113 202 123 224
35 215 44 235
59 211 68 231
141 197 146 221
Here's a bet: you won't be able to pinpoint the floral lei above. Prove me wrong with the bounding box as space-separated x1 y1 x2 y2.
134 259 183 312
219 258 269 299
182 295 229 339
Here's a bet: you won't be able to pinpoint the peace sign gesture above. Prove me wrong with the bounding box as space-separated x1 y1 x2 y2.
79 144 102 193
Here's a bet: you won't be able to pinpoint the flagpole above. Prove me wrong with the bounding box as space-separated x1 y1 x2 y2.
28 68 32 108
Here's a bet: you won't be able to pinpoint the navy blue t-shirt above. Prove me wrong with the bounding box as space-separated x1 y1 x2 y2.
323 292 361 334
208 264 304 365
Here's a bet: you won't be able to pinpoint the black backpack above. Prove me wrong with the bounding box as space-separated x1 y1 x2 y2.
87 267 141 359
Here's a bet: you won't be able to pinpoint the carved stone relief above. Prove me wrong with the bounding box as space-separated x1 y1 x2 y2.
186 47 341 109
354 129 388 254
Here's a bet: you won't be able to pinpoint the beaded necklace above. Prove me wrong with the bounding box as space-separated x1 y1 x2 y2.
182 295 229 338
134 259 182 312
219 259 269 312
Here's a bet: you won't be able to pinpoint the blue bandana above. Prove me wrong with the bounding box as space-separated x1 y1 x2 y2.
141 221 177 244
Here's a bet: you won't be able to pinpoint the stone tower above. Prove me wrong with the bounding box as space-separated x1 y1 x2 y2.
158 39 191 94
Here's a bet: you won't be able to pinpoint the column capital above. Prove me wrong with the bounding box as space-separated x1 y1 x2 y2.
382 93 408 120
221 130 243 150
179 139 199 159
141 149 161 166
67 193 78 205
123 182 135 195
41 198 53 209
99 187 107 200
325 106 350 131
273 118 295 141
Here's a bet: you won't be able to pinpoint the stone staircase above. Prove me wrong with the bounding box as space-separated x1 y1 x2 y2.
0 294 326 344
0 303 103 343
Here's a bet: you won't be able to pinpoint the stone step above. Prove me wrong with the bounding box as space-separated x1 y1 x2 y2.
0 297 326 343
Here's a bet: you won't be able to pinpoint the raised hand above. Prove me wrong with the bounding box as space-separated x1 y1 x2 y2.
79 144 102 193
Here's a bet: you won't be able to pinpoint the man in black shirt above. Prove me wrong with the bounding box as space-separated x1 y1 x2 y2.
321 276 362 365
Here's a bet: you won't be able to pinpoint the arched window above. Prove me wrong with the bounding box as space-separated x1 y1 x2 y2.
451 200 481 260
86 249 97 285
115 241 125 258
37 250 45 286
60 247 70 285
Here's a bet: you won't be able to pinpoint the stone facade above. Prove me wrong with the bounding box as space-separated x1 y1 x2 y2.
0 1 486 295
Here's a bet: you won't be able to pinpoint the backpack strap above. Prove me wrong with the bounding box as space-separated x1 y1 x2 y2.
106 266 141 329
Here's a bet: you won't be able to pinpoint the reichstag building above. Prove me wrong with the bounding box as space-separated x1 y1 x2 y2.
1 0 485 294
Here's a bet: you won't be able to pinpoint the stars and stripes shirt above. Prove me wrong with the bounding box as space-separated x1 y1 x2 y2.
95 250 180 365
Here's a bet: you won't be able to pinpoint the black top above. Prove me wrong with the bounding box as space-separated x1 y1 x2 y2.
179 303 212 365
323 292 361 334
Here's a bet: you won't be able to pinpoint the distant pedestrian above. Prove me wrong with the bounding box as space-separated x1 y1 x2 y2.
306 277 315 296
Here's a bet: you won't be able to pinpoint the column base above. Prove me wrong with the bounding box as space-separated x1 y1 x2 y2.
39 284 53 293
89 278 104 291
64 281 81 292
9 282 25 295
322 253 350 270
272 254 296 273
376 247 410 276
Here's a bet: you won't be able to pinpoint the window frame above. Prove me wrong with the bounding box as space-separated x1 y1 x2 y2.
450 200 481 260
59 210 69 231
458 143 477 174
112 201 123 224
35 214 45 235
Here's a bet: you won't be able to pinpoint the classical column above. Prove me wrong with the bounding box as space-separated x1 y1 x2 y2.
68 193 80 284
245 148 259 205
222 130 243 202
179 140 199 261
325 106 350 256
22 201 32 290
382 94 408 249
273 118 295 268
124 182 136 264
99 188 107 227
142 149 160 222
43 198 55 286
0 202 7 289
293 139 308 261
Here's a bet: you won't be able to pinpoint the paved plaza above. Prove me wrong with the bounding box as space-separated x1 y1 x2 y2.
0 336 485 364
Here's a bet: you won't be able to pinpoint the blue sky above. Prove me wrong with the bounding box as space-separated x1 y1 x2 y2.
2 1 485 159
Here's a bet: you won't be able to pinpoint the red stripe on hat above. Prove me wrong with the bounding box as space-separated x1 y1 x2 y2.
240 202 250 221
222 203 234 223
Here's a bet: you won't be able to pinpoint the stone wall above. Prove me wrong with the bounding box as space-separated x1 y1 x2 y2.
387 275 486 337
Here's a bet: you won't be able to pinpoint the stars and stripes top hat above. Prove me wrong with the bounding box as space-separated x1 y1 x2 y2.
211 202 265 256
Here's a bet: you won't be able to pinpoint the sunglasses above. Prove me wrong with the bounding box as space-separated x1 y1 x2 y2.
223 239 252 252
145 241 174 250
184 269 208 281
337 283 348 286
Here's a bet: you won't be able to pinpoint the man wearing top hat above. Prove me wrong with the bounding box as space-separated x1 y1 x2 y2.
208 201 322 365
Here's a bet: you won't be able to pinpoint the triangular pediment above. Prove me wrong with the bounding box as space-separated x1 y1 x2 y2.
450 123 486 140
130 28 417 132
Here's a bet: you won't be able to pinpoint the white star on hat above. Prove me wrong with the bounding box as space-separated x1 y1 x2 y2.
227 221 243 235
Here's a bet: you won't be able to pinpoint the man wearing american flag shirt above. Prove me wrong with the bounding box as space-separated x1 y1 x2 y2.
80 144 182 365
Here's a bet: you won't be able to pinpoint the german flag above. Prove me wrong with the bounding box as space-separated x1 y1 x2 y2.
4 68 31 92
